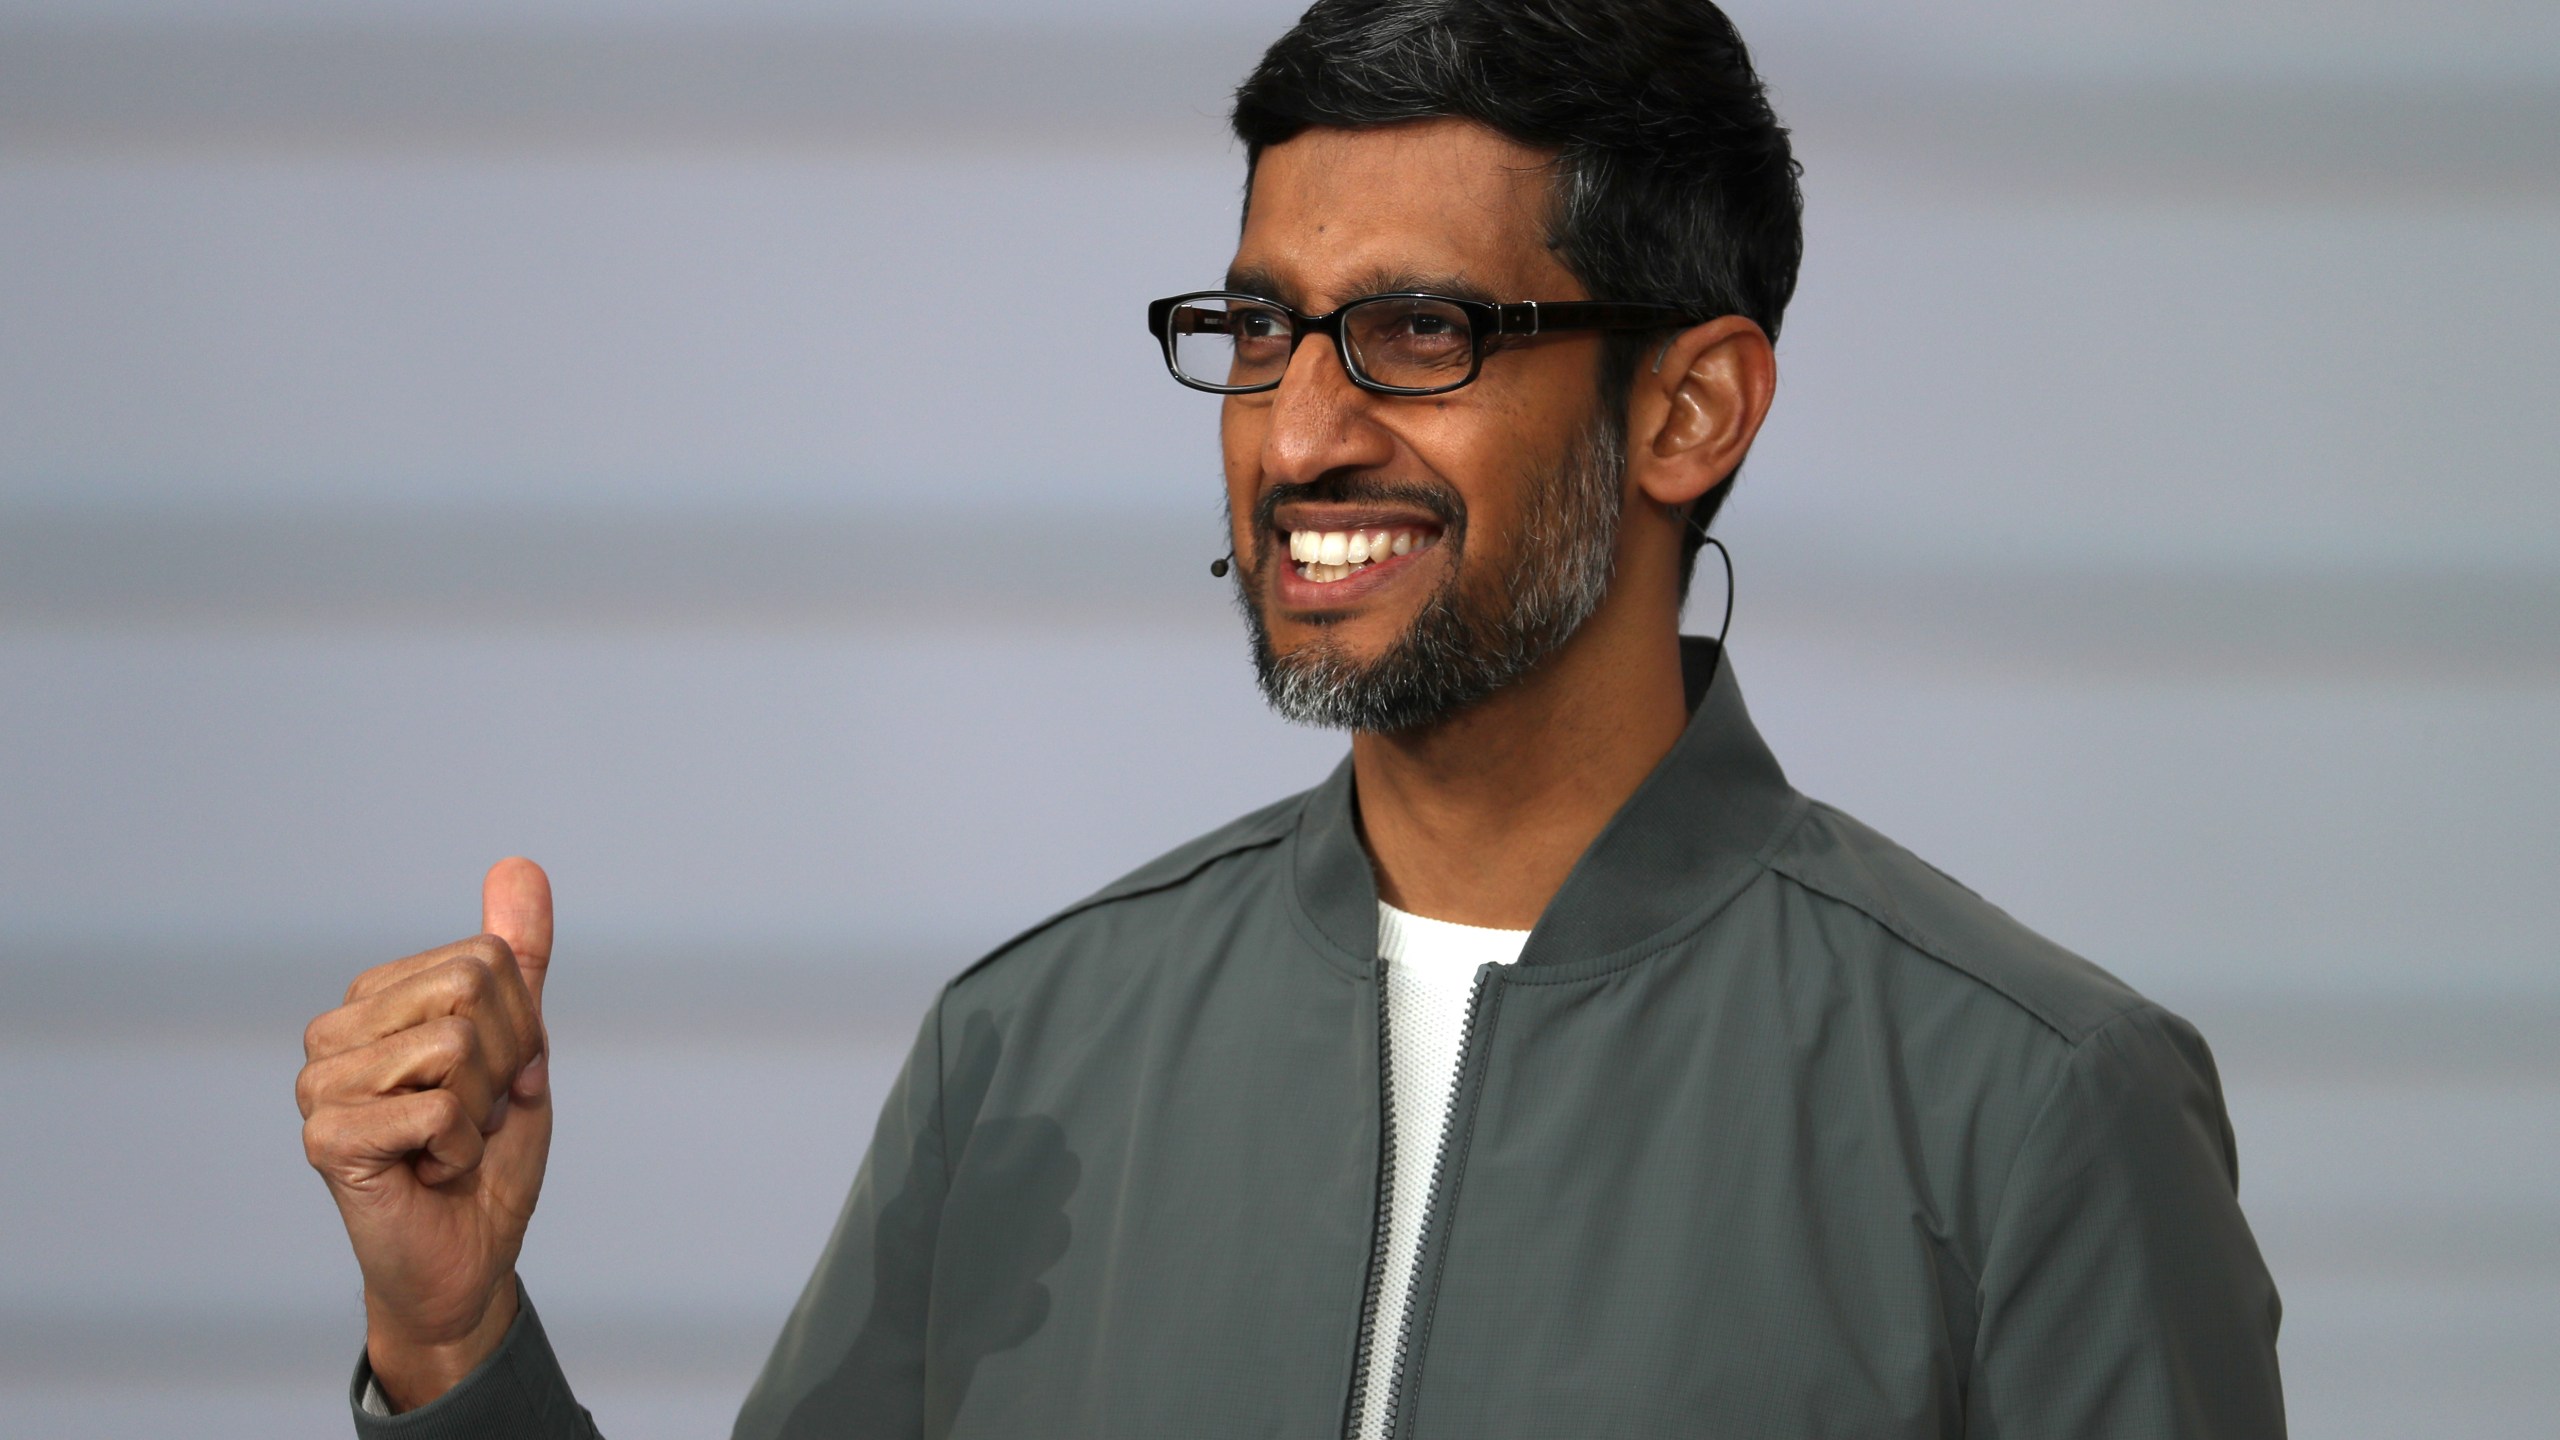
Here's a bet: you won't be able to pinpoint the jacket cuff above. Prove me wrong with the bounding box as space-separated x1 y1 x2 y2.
347 1288 593 1439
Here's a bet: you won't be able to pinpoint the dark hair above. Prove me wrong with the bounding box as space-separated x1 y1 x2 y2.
1232 0 1802 594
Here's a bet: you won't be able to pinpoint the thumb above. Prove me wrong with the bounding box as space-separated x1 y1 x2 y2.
482 857 554 1005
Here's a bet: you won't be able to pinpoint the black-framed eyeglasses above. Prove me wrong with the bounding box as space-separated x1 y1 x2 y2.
1146 290 1708 397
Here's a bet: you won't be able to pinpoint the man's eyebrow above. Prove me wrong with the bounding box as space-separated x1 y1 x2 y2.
1218 266 1504 310
1224 266 1296 305
1343 269 1501 305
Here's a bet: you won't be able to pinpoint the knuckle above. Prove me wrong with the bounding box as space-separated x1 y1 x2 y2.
424 1087 471 1131
427 1012 477 1055
302 1014 332 1059
448 952 497 1003
301 1112 345 1167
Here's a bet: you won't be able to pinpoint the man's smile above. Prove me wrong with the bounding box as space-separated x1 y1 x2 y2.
1286 524 1438 580
1267 503 1448 610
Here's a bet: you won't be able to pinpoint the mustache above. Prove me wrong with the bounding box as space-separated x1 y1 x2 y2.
1248 475 1466 540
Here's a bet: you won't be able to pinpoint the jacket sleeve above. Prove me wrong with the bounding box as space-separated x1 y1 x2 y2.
730 996 951 1440
1967 1004 2287 1439
347 1286 599 1439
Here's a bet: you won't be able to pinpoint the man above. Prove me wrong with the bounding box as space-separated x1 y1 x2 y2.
296 2 2287 1436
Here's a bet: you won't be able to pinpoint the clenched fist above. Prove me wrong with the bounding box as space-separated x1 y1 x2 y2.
297 858 556 1412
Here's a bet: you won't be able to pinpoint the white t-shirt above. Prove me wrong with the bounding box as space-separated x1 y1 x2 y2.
1354 901 1532 1440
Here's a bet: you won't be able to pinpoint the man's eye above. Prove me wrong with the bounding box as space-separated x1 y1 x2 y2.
1231 312 1295 349
1382 313 1467 349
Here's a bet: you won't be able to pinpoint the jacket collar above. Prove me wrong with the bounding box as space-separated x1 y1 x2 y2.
1291 638 1801 970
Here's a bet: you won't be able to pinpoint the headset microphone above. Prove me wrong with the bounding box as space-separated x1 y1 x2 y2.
1209 551 1233 578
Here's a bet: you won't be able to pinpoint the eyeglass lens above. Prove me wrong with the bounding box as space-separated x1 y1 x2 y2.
1168 296 1479 392
1168 297 1294 390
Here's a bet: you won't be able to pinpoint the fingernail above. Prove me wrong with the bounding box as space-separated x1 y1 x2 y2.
484 1095 511 1134
511 1051 549 1101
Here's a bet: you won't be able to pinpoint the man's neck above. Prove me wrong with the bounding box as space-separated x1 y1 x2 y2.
1351 609 1692 931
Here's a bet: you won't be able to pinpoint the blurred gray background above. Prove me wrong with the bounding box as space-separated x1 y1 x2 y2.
3 0 2554 1434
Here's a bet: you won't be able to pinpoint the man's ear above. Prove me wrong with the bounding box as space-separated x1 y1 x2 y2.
1624 315 1777 511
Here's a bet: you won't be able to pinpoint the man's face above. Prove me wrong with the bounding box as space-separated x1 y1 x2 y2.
1222 120 1625 733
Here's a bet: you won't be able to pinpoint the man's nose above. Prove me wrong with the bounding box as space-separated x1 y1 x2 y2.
1257 331 1395 486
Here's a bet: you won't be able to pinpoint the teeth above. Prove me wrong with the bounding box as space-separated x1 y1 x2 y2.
1285 527 1437 583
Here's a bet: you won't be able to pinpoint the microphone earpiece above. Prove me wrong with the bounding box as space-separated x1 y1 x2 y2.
1209 551 1233 578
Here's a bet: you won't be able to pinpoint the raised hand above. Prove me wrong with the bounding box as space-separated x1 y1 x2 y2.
297 858 557 1410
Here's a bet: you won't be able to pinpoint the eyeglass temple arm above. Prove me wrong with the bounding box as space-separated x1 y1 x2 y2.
1150 299 1232 336
1493 301 1704 336
1147 297 1228 336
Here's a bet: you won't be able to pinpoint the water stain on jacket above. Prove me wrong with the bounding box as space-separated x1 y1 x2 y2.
779 1011 1080 1439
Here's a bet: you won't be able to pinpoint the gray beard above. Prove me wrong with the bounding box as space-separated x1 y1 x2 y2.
1237 416 1627 735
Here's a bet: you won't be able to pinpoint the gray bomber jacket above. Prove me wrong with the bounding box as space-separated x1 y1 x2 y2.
353 641 2285 1438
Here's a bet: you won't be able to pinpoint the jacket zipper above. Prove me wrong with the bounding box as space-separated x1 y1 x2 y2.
1340 971 1400 1439
1343 966 1499 1440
